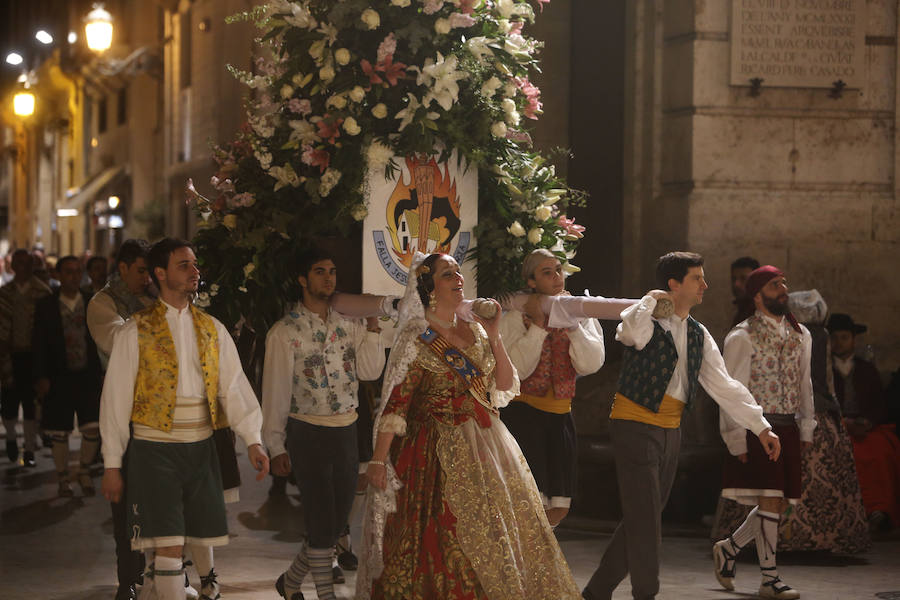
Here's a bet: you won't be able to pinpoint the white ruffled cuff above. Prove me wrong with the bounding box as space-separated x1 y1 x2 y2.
378 413 407 436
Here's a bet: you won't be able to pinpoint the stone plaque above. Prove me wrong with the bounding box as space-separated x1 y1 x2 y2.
730 0 866 88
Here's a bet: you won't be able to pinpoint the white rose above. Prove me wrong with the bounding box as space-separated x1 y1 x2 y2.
319 64 335 82
527 227 544 244
434 18 451 34
335 48 351 65
503 81 518 97
326 94 347 109
480 76 502 98
535 205 552 221
349 86 366 102
371 103 388 119
491 121 508 138
280 85 294 99
501 98 516 114
507 221 526 237
361 8 380 29
391 0 411 6
343 116 361 136
351 203 369 221
505 110 521 127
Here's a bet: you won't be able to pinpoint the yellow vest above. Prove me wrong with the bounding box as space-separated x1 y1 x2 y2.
131 301 226 432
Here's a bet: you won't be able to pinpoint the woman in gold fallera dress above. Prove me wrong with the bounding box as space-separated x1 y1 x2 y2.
356 253 581 600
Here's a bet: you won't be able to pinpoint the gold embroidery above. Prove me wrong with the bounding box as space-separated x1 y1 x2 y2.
131 301 224 432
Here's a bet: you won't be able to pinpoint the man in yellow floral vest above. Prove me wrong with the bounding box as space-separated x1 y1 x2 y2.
100 238 269 600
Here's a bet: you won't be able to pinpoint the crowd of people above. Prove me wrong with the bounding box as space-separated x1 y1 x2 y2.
1 241 898 600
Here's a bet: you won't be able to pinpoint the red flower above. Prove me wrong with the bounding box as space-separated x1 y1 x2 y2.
302 146 331 173
361 54 407 89
315 115 343 145
361 59 384 87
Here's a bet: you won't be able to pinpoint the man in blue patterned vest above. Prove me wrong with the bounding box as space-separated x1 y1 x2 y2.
582 251 780 600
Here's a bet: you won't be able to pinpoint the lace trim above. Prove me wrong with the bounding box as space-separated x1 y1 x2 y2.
378 413 407 436
355 462 403 600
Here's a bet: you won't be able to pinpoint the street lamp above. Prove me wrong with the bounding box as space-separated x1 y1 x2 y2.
84 4 114 53
13 90 35 117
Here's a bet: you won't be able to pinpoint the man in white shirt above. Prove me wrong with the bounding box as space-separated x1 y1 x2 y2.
714 266 815 600
100 238 269 600
582 251 780 600
263 248 385 600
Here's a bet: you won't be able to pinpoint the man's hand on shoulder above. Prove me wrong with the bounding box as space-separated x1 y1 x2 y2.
646 289 672 302
248 444 270 481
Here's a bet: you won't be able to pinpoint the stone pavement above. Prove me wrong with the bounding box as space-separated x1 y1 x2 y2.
2 436 899 599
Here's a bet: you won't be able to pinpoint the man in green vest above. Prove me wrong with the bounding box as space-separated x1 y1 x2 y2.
100 238 269 600
582 251 781 600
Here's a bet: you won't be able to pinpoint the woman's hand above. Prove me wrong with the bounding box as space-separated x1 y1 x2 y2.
366 461 387 490
474 299 503 343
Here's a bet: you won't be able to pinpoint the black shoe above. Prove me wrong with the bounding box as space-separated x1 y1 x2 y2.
6 440 17 462
22 451 36 467
275 573 305 600
332 564 345 584
114 584 137 600
337 548 358 571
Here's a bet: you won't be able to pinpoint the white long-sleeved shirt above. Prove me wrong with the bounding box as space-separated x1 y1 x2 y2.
86 291 126 357
262 304 385 458
720 312 816 455
499 309 605 379
99 300 263 468
616 295 770 443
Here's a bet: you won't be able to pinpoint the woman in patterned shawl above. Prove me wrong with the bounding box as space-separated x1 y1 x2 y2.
356 253 580 600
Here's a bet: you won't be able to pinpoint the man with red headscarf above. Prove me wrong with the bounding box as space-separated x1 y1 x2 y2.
714 266 815 599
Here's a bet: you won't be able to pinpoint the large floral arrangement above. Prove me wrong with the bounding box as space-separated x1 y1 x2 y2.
191 0 587 336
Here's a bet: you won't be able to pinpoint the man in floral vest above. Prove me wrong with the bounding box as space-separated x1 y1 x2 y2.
499 249 606 528
262 247 385 600
582 251 779 600
714 265 815 599
100 238 269 600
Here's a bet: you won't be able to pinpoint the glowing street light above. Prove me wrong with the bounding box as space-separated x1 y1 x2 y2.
14 91 35 117
85 4 113 53
107 195 120 209
68 31 78 44
5 52 23 66
35 30 54 45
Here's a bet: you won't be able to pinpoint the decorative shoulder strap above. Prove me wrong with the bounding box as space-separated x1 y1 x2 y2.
419 327 490 403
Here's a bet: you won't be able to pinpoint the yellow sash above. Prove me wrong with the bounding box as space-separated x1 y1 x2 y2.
609 392 684 429
514 388 572 415
131 301 224 432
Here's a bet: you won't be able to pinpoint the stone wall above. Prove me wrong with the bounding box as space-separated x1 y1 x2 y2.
631 0 900 373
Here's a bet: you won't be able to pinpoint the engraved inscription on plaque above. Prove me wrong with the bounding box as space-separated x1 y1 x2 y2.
730 0 866 88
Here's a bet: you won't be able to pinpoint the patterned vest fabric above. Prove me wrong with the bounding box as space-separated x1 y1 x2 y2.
617 318 704 412
740 314 803 414
519 323 578 400
60 297 89 371
131 301 224 432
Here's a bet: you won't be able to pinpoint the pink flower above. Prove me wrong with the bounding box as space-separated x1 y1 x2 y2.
301 145 331 173
557 215 585 239
505 129 533 144
288 98 312 115
515 76 543 119
376 33 397 63
449 12 476 28
533 0 550 12
423 0 444 15
457 0 477 14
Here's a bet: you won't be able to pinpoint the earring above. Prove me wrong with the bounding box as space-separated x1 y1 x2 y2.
428 291 437 312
